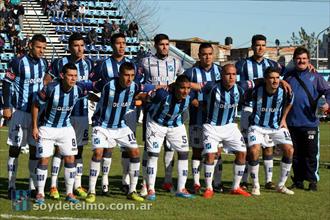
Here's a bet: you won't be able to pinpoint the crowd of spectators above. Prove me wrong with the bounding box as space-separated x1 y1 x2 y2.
0 0 28 56
40 0 140 46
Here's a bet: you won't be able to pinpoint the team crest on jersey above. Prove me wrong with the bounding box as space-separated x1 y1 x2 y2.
168 65 174 72
129 90 134 96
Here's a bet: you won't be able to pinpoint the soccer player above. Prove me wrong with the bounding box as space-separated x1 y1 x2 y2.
2 34 51 198
49 33 94 199
183 43 221 194
247 66 294 195
89 33 141 195
285 47 330 191
201 64 253 198
86 62 153 203
235 34 283 190
140 33 184 195
31 63 90 204
145 75 197 201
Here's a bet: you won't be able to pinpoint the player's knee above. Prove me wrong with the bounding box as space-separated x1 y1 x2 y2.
204 153 215 164
128 148 140 158
177 151 188 160
283 145 294 158
93 149 103 160
9 146 20 158
235 151 246 165
263 147 273 155
64 155 75 164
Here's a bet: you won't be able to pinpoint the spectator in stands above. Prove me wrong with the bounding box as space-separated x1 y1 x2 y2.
128 21 138 37
16 3 24 30
103 19 111 32
0 35 5 53
78 4 86 21
111 21 120 34
7 24 18 46
87 28 97 45
101 27 111 45
59 2 68 19
119 20 128 36
0 17 5 32
8 7 17 23
0 7 9 21
68 0 78 20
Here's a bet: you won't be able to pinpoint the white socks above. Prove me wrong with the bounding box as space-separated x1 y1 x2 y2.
8 157 18 189
88 159 101 194
51 156 62 188
64 163 76 195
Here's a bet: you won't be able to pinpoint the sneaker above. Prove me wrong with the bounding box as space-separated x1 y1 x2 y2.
31 189 37 199
251 187 261 196
74 187 87 198
85 193 96 203
277 185 294 195
146 190 156 201
265 182 276 190
121 184 129 195
140 184 148 197
231 187 251 197
49 187 60 199
8 187 14 200
308 182 317 191
193 184 201 194
289 181 304 190
162 182 173 192
102 185 109 196
240 182 248 190
213 184 224 193
203 188 214 199
65 193 79 204
35 193 45 205
127 191 144 202
175 189 195 199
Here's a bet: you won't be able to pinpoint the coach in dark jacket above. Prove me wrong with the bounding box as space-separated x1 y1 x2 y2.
285 47 330 191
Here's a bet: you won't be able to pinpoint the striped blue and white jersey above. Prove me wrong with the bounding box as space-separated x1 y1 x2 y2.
246 85 294 129
37 80 88 128
51 56 94 116
184 64 221 125
90 56 142 83
140 54 184 85
148 89 193 128
92 78 141 129
4 54 48 112
235 57 282 81
202 80 254 126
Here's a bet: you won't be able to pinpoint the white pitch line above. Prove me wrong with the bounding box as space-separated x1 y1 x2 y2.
1 214 105 220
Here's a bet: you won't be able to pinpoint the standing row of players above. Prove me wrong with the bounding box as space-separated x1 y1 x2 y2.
3 32 329 204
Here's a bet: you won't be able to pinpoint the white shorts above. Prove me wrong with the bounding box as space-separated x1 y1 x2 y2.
247 125 293 148
189 125 203 149
71 116 89 146
36 126 78 158
91 126 138 150
124 109 137 133
7 110 36 147
146 118 189 154
203 123 246 154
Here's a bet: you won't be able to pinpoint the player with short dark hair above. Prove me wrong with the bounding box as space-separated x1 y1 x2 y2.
49 32 94 200
246 66 295 195
3 33 51 199
183 42 222 194
32 63 91 205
